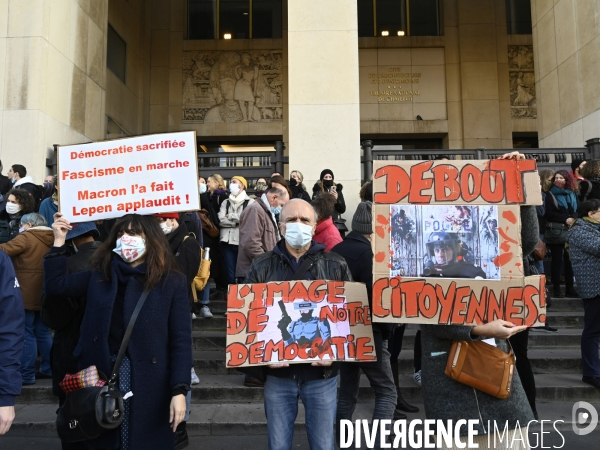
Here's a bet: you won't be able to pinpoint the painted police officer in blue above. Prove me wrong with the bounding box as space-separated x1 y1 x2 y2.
277 301 331 346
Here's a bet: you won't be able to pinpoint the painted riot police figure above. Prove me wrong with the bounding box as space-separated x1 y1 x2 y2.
277 301 331 346
422 232 486 279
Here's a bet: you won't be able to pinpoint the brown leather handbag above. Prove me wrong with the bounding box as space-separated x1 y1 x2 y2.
532 238 547 261
197 209 219 238
445 340 515 399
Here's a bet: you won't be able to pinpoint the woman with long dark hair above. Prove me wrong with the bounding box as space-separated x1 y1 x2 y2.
544 170 579 298
44 213 192 450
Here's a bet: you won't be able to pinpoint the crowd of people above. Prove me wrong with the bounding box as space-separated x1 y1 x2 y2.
0 153 599 450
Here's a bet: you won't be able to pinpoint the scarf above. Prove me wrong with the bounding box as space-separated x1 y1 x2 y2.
228 191 248 206
52 192 58 206
113 256 147 286
550 186 577 211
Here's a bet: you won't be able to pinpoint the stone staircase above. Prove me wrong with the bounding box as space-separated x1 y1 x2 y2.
7 294 600 439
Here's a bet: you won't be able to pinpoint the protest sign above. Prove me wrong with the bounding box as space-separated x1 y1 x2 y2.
225 281 376 368
58 131 199 222
371 158 547 327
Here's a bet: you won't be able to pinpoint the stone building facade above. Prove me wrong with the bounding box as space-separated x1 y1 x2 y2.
0 0 599 219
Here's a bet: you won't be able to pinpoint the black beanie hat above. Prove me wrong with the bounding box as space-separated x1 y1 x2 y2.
571 159 584 172
352 201 373 235
320 169 334 181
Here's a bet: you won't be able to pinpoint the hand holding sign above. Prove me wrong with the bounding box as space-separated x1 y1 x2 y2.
471 319 528 339
52 213 73 247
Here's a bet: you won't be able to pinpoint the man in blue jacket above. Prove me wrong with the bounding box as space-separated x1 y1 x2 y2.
0 250 25 434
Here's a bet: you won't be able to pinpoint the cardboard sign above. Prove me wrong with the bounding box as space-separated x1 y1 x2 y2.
225 281 376 368
58 131 200 222
372 159 546 327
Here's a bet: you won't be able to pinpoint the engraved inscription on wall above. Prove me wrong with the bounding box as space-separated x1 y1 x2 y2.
368 68 422 102
508 45 536 119
182 51 283 124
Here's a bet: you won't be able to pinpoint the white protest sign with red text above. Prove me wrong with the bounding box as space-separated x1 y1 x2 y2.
58 131 199 222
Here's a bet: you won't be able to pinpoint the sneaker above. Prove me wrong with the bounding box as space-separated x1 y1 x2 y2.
191 313 197 319
542 324 558 332
412 370 422 387
191 368 200 385
199 305 213 318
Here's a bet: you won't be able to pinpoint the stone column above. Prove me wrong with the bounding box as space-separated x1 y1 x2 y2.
0 0 109 182
286 0 361 220
531 0 600 147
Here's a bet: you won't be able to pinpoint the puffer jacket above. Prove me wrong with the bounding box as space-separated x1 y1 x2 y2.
313 217 342 251
567 218 600 299
0 227 54 310
218 191 254 245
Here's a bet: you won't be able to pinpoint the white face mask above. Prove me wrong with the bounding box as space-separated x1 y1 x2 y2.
199 183 207 194
229 183 241 196
113 235 146 263
160 221 173 235
6 201 20 215
284 222 313 249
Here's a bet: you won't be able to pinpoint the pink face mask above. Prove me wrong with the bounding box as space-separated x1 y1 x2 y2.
113 235 146 262
554 179 566 189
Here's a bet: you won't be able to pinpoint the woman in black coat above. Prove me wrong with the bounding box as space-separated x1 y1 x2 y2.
312 169 347 237
544 170 579 297
289 170 311 202
44 214 191 450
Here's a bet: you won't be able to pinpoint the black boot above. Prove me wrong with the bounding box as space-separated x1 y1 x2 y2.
396 388 419 413
565 287 580 298
553 286 564 298
391 363 419 415
175 421 189 450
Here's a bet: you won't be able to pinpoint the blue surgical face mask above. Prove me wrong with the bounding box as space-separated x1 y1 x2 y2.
284 222 313 249
270 205 282 215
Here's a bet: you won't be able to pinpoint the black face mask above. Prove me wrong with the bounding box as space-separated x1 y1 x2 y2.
323 179 334 188
289 178 297 187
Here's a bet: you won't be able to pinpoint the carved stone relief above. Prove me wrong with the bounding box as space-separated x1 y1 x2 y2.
508 45 536 119
182 50 283 124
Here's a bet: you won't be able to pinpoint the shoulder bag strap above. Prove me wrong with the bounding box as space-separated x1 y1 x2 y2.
583 181 592 202
109 288 151 384
291 256 315 281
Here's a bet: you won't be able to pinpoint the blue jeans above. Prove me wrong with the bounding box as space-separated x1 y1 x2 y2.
22 310 53 383
221 242 238 286
199 286 210 305
264 375 337 450
336 341 397 449
582 297 600 378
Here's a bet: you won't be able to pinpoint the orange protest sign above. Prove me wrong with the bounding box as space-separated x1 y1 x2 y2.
372 159 546 327
225 281 376 368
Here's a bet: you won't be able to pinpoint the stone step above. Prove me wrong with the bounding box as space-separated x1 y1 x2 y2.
190 347 591 375
17 371 599 405
193 328 587 352
546 312 585 328
547 298 583 311
208 297 584 314
8 400 596 439
192 311 585 334
193 316 226 331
